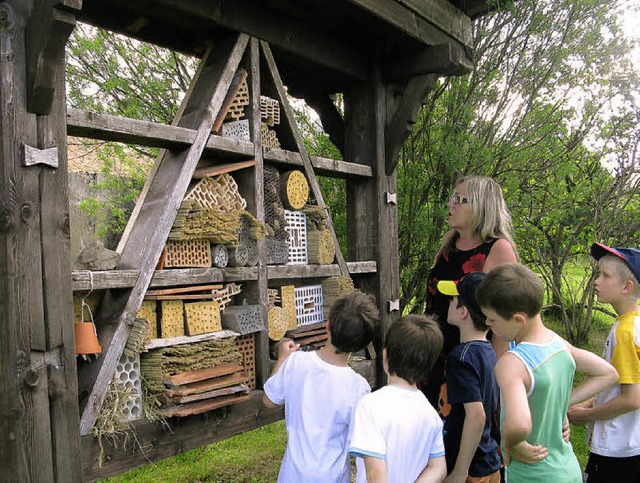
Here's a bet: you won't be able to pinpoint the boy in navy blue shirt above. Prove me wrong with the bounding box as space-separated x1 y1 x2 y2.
437 272 502 482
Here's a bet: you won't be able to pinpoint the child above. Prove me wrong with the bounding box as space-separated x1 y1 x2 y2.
567 243 640 483
437 272 501 483
475 263 618 482
262 289 379 483
349 315 448 483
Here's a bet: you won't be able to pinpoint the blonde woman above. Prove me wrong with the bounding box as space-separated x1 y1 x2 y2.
422 176 517 410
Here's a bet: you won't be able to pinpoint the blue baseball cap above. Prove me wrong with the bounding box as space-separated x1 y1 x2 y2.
591 242 640 283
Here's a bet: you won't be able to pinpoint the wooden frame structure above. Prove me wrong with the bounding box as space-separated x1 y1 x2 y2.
1 0 491 481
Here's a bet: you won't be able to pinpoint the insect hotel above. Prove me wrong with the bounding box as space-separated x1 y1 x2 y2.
0 0 489 480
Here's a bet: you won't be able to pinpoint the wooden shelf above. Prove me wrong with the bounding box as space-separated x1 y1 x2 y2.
72 261 376 291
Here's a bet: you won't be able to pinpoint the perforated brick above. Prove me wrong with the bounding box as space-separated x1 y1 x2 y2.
224 77 249 121
114 351 142 421
184 174 246 212
164 239 211 268
294 285 324 326
235 334 256 389
212 283 243 312
284 210 307 265
260 95 280 125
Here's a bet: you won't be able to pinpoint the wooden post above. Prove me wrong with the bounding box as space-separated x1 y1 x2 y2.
344 68 400 387
0 1 81 481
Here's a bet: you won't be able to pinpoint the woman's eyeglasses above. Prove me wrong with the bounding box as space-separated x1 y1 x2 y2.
449 195 469 205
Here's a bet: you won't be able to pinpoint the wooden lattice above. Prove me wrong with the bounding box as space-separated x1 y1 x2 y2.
184 301 222 336
160 300 185 338
164 239 211 268
307 229 335 265
282 170 309 210
268 306 289 341
280 285 297 330
224 76 249 121
136 300 158 339
260 95 280 125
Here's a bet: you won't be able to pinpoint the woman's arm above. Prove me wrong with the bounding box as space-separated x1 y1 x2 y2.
483 238 517 272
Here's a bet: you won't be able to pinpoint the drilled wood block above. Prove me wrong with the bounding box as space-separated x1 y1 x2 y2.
137 300 158 339
282 170 309 210
228 245 249 267
266 238 289 265
280 285 297 330
235 334 256 389
160 300 185 338
184 300 222 336
212 244 229 268
164 239 211 268
268 306 289 341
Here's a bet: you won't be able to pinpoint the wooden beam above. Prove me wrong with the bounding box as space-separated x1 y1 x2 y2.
78 33 250 436
66 109 372 178
26 1 79 114
383 43 473 81
346 0 472 49
385 74 438 175
81 392 283 482
261 41 349 277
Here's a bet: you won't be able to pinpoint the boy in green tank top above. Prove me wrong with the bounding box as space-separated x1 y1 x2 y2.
475 263 618 482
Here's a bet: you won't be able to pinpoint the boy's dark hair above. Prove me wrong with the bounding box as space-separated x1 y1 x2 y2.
328 290 379 353
385 315 443 385
476 263 544 319
456 297 488 332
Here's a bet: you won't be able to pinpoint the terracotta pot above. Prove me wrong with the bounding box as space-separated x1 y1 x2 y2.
74 322 102 355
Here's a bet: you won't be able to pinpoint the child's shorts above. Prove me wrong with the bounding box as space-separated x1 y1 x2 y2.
585 452 640 483
466 470 501 483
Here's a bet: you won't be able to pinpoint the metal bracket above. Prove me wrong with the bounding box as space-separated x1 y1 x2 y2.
22 144 59 168
388 299 400 312
385 192 397 205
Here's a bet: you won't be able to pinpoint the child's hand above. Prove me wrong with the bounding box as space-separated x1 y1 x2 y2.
567 403 591 426
443 470 467 483
562 416 571 443
507 441 548 465
277 338 300 360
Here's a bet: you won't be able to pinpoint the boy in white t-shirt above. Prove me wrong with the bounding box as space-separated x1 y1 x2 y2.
349 314 448 482
263 290 380 483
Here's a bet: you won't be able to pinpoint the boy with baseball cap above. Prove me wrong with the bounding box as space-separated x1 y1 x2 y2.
568 243 640 482
437 272 502 482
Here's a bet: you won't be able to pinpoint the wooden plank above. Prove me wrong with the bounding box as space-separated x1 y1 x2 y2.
81 391 283 482
169 383 248 404
294 334 329 345
399 0 473 45
385 74 437 175
192 159 256 178
165 371 249 397
163 362 244 387
71 262 377 291
261 41 349 277
211 67 248 133
143 293 218 301
265 149 372 178
145 331 239 351
145 284 224 296
286 321 327 336
161 391 253 418
383 43 472 81
78 33 250 436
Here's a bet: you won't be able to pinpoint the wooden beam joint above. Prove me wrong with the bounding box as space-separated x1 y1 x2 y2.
26 0 81 114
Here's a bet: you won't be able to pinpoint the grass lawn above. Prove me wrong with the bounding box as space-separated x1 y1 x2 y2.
101 420 287 482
